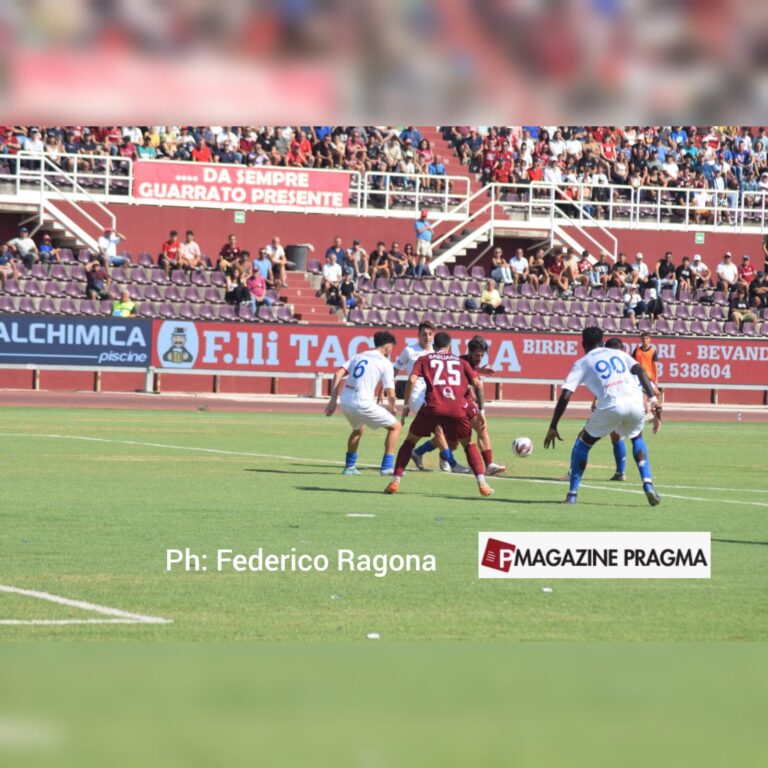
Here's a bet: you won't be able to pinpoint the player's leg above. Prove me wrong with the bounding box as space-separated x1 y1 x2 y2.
565 430 600 503
412 436 437 470
437 432 471 474
343 427 364 475
454 419 494 496
629 430 660 506
472 413 506 476
609 431 627 481
380 420 401 475
385 432 418 494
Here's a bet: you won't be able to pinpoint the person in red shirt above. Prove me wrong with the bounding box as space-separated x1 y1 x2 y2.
218 233 241 273
385 332 493 497
738 254 757 288
191 139 212 163
159 230 181 276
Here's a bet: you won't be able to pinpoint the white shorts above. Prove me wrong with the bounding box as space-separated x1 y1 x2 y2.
416 240 432 258
584 400 646 440
341 401 397 431
409 388 426 414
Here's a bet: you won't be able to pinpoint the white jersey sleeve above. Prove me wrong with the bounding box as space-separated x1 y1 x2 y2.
564 348 643 408
340 351 393 404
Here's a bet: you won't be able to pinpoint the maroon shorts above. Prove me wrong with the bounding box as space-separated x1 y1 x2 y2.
465 400 479 421
410 410 472 442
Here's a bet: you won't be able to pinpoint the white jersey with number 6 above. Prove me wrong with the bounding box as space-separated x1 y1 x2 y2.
340 350 395 405
563 347 643 409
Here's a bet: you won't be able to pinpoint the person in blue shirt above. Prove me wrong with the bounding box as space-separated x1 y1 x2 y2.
325 237 351 275
38 233 60 265
414 209 434 265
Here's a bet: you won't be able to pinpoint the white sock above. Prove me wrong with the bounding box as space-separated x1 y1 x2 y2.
476 474 486 485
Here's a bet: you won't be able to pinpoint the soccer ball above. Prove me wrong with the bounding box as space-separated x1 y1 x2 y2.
513 437 533 458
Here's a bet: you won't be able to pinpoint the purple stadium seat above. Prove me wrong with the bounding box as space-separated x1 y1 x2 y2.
570 301 588 317
455 312 472 328
434 264 451 279
138 252 154 268
511 314 528 330
605 303 622 318
366 308 384 326
184 286 202 303
704 320 721 335
71 265 87 282
567 316 583 332
501 298 516 314
204 287 224 305
661 290 675 303
179 304 197 320
18 297 38 313
35 297 59 314
672 319 688 335
165 285 183 303
586 301 602 318
151 269 170 285
390 294 407 311
374 277 393 294
742 323 756 336
216 304 238 321
638 318 653 333
239 305 256 322
385 310 402 326
412 279 429 296
678 289 694 304
538 283 553 298
533 299 549 315
530 315 547 331
475 313 494 330
655 319 672 335
143 284 163 302
470 266 486 279
689 320 706 335
77 249 91 263
620 318 635 332
607 287 623 302
691 304 708 321
426 296 442 312
79 300 98 316
49 264 68 281
190 270 208 287
59 248 74 264
548 316 566 332
573 285 588 299
453 265 469 280
431 280 447 297
24 280 44 297
277 306 298 323
0 295 17 312
129 267 149 285
393 278 410 293
403 310 419 326
58 298 77 315
111 267 128 282
466 280 482 296
443 296 461 312
44 280 64 297
552 299 568 315
446 280 463 296
591 288 607 301
408 295 425 311
517 299 532 314
348 309 365 324
171 270 188 286
760 323 768 337
602 316 620 333
723 321 739 335
199 305 216 321
519 283 535 297
439 312 457 327
158 303 176 319
100 300 112 314
495 313 512 330
713 291 728 305
357 275 372 292
371 293 388 309
675 304 691 319
30 264 48 280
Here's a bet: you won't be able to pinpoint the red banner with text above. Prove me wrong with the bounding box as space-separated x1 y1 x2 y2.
133 161 351 208
151 322 768 386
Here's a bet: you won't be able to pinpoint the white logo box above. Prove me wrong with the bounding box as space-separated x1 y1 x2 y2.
478 532 711 579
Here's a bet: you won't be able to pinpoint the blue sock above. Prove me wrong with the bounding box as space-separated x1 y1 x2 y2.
568 438 592 494
613 440 627 474
380 453 394 471
414 440 437 457
631 436 653 485
439 448 457 467
345 451 358 469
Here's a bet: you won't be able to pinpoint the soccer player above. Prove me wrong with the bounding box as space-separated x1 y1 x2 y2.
632 331 662 402
385 332 494 497
397 322 469 474
412 335 506 475
544 326 662 506
325 331 401 476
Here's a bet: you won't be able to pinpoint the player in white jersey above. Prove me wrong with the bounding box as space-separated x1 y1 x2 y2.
544 326 663 506
325 331 400 475
396 321 470 474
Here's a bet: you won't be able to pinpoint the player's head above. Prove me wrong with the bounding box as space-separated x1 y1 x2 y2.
639 331 651 346
433 332 451 352
582 326 604 352
605 337 624 351
417 321 436 349
466 335 488 366
373 331 396 356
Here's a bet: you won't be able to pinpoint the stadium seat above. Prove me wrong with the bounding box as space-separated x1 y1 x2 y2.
426 296 442 312
431 280 447 296
0 295 17 312
573 285 588 299
30 264 48 280
591 288 607 302
452 265 469 280
64 281 82 298
706 320 722 335
672 319 688 334
723 321 739 335
655 319 672 334
678 290 694 303
159 303 176 319
456 312 473 328
408 295 425 311
393 278 410 293
184 286 202 303
366 309 384 326
531 315 547 331
178 304 197 320
389 294 407 311
24 280 44 297
204 287 223 304
443 296 461 312
59 248 74 264
190 270 208 287
385 310 402 326
538 283 553 299
439 312 457 327
58 298 77 315
620 318 635 332
257 305 277 322
144 284 163 302
412 280 429 296
239 305 256 322
111 267 128 282
690 320 706 335
171 270 188 286
519 283 535 298
403 310 419 326
198 305 216 321
475 313 494 330
44 281 64 297
374 278 393 294
570 301 588 317
137 252 154 268
567 316 583 332
100 300 112 314
79 300 98 316
348 308 365 325
277 306 298 323
638 318 653 333
434 264 451 279
371 293 388 310
151 269 170 285
692 304 708 321
548 315 566 332
552 299 568 315
494 313 512 330
511 314 528 330
602 316 620 333
742 323 756 336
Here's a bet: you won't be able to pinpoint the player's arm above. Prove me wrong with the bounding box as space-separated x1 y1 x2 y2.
383 387 397 416
324 366 347 417
400 373 419 424
630 363 663 429
544 388 572 449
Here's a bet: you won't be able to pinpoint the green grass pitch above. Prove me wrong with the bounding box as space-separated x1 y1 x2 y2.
1 407 766 641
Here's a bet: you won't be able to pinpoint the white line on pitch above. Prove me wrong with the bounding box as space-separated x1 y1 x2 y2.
0 619 160 625
347 513 376 518
0 584 172 625
1 432 766 509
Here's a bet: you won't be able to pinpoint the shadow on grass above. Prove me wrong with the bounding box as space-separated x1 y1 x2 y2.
244 466 340 475
713 538 768 546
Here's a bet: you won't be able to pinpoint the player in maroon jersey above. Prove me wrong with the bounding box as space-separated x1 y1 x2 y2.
385 332 494 496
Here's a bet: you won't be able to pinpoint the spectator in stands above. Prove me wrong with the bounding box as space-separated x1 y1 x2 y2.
338 272 364 319
527 249 546 292
369 241 390 279
111 289 136 317
611 251 634 288
749 271 768 307
382 135 403 172
414 209 433 265
314 134 334 168
403 242 426 279
191 138 212 163
429 154 448 193
137 134 158 159
571 250 592 289
6 226 38 270
738 254 757 289
623 285 647 327
0 245 19 289
246 270 272 314
38 234 60 266
265 235 288 288
716 252 739 292
590 252 612 289
460 128 484 171
179 230 203 272
631 252 652 295
388 241 407 277
489 247 506 282
218 233 241 273
225 267 249 311
508 247 530 290
653 251 678 298
85 255 110 300
97 226 129 268
645 287 664 320
545 249 570 295
729 285 758 329
253 248 275 288
347 240 368 277
690 253 712 289
325 236 348 275
159 230 182 276
480 280 505 315
318 252 342 300
675 256 695 296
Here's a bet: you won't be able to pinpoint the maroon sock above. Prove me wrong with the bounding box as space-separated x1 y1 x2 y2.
464 443 485 477
481 449 493 468
394 441 414 477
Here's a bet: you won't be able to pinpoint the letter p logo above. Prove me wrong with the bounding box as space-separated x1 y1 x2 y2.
481 538 516 573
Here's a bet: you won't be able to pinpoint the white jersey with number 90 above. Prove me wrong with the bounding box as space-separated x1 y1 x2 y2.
563 347 643 409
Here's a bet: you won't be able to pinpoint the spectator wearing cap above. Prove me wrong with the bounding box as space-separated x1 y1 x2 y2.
632 252 653 294
749 270 768 308
38 233 60 266
98 226 128 267
346 239 368 277
715 252 739 292
6 226 38 270
737 254 756 289
654 251 678 298
675 257 695 296
414 209 433 265
690 253 712 289
85 253 110 299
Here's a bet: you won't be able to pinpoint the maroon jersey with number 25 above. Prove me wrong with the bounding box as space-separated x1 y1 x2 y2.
412 352 477 417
